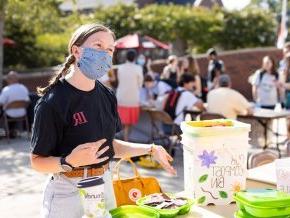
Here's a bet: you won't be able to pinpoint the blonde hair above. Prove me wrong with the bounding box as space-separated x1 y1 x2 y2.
37 23 115 96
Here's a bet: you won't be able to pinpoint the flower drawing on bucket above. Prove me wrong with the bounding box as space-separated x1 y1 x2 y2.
231 181 242 193
198 150 218 168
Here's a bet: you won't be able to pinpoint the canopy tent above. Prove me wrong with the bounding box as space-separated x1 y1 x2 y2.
115 33 169 50
3 38 16 46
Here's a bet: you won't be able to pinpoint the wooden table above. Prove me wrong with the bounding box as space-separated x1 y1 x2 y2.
180 163 276 218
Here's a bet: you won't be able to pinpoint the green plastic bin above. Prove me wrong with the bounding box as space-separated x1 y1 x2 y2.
110 205 160 218
136 195 194 218
234 189 290 217
235 209 290 218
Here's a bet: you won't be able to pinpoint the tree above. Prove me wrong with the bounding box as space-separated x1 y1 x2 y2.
219 7 276 50
0 0 6 88
94 4 141 39
1 0 64 75
250 0 281 14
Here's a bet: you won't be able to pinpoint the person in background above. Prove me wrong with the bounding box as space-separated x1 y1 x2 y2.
279 42 290 73
117 49 144 141
161 55 178 84
208 61 223 90
177 58 185 80
136 54 147 74
184 55 202 98
140 74 156 107
207 48 224 87
207 74 253 119
280 53 290 109
174 73 205 125
98 69 111 87
252 56 282 109
146 58 159 80
0 71 30 138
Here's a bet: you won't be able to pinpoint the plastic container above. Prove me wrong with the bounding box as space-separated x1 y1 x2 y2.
110 205 160 218
235 209 290 218
180 119 250 205
136 195 194 218
234 189 290 217
276 158 290 194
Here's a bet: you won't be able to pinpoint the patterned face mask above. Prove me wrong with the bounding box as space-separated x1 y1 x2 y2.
77 47 112 80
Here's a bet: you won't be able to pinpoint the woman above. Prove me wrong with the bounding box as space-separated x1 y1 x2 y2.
281 53 290 109
208 61 223 91
252 56 281 109
140 74 156 107
185 55 202 98
161 55 178 83
30 24 175 218
116 50 143 141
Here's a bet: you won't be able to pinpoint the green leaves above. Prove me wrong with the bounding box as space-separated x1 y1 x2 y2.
198 174 208 183
219 191 228 199
197 196 206 204
3 2 278 69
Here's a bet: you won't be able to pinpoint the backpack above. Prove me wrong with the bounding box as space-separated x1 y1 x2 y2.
200 76 208 102
163 89 185 120
259 70 279 83
160 79 178 89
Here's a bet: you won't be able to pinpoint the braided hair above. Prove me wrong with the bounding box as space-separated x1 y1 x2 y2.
37 23 115 96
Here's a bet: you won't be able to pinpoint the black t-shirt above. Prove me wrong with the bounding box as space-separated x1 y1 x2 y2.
30 79 122 168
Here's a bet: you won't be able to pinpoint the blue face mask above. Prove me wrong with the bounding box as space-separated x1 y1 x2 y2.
77 47 112 80
137 58 146 66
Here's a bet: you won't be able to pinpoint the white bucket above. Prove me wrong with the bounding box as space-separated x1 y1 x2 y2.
180 120 250 205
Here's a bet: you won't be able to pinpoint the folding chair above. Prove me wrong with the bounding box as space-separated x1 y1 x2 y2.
146 108 181 155
3 100 30 142
248 150 279 169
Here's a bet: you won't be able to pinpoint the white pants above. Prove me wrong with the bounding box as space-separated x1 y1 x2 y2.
42 169 116 218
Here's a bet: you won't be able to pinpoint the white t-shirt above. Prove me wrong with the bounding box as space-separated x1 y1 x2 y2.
98 73 110 84
116 62 144 107
207 87 251 119
252 70 278 106
0 83 30 117
156 81 172 96
174 87 198 125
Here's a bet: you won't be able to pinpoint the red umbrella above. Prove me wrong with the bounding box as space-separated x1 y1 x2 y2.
115 33 169 50
3 37 16 46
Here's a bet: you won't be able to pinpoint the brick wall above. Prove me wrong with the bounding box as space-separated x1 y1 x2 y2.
15 71 54 93
16 47 282 100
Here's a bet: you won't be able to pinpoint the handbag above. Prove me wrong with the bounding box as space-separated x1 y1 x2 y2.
113 158 162 206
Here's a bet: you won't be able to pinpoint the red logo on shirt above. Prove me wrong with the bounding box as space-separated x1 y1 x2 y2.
73 112 88 126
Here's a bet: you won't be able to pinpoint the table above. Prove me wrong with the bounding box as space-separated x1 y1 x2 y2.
180 163 276 218
238 109 290 156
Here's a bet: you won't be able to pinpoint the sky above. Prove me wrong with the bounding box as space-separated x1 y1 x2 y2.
222 0 251 10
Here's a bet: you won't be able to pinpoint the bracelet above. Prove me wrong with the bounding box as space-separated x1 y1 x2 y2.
149 144 157 159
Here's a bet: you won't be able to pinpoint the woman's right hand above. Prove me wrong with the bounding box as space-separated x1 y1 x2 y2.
66 139 109 168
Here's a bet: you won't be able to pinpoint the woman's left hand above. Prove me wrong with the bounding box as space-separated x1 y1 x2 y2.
151 145 176 175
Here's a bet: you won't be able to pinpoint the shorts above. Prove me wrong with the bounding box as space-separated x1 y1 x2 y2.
118 106 140 125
